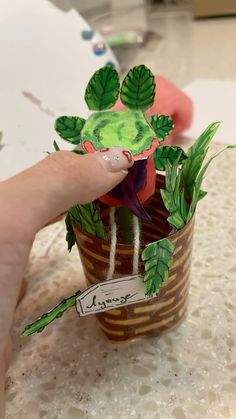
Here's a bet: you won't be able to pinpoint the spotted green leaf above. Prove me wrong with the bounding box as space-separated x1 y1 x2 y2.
85 66 120 110
141 238 175 296
21 292 80 337
150 114 174 142
55 116 85 144
120 65 155 111
153 146 187 171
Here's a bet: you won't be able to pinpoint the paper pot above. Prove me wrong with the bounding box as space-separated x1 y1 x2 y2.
73 175 195 343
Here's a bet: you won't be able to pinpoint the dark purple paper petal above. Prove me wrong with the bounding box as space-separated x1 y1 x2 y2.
120 177 152 222
108 160 151 222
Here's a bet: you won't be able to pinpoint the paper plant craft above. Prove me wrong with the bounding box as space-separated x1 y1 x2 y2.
54 65 174 221
21 65 235 338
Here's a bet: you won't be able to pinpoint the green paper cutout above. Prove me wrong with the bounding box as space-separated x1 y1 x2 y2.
161 157 188 230
21 292 80 337
69 203 105 240
65 213 76 252
82 110 156 156
72 148 85 155
141 238 175 296
55 116 86 144
53 140 60 151
120 64 155 111
84 65 120 111
187 144 236 222
153 146 187 171
181 121 220 200
198 190 208 201
150 114 174 142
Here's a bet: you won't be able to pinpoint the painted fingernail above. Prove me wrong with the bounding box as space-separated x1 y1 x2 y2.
92 146 134 173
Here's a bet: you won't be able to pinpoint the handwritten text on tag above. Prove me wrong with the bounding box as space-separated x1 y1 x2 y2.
76 275 148 316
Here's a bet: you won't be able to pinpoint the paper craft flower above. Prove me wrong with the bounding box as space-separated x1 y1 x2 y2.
21 64 236 339
55 65 176 220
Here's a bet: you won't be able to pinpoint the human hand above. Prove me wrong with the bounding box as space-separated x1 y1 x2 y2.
0 147 133 417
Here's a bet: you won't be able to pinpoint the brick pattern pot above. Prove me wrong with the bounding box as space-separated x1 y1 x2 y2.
73 175 194 343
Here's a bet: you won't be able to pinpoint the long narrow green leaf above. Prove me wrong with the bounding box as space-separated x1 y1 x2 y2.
182 122 221 199
187 145 236 222
160 156 188 230
65 213 76 252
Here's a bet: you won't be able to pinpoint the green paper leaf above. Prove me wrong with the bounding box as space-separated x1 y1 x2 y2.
160 157 188 230
198 190 208 201
69 203 105 240
21 292 80 337
150 114 174 142
181 122 221 199
120 65 155 111
65 213 76 252
153 146 187 171
55 116 85 144
72 148 85 155
53 140 60 151
85 66 120 111
187 144 236 222
141 238 175 296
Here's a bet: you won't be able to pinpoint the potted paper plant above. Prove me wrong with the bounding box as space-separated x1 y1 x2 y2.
21 65 235 342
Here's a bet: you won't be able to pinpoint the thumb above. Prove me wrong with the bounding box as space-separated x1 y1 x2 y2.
1 147 133 235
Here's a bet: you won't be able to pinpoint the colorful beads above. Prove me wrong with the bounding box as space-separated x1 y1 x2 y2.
93 42 107 56
81 30 94 40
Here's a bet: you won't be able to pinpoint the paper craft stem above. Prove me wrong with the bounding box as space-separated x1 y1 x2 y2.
21 292 81 337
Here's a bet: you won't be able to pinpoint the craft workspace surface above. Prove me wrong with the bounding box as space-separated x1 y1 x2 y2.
6 143 236 419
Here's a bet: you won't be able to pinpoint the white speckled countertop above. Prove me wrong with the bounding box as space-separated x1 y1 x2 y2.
5 144 236 419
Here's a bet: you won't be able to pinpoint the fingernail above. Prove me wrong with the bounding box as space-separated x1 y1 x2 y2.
92 146 134 173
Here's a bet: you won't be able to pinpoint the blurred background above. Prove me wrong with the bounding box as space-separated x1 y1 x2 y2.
1 0 236 179
48 0 236 84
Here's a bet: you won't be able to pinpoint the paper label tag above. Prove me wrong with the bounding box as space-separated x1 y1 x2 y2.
76 275 148 316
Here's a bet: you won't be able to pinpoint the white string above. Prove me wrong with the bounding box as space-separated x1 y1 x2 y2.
132 215 140 275
106 207 117 280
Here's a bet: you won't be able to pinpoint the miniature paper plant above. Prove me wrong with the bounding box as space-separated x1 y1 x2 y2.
21 65 236 337
55 65 175 221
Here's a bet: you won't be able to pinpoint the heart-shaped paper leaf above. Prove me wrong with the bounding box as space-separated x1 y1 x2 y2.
153 146 187 171
85 66 120 110
55 116 85 144
150 114 174 142
120 65 155 111
141 238 175 296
